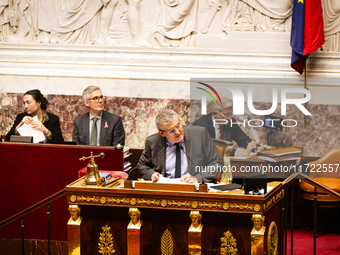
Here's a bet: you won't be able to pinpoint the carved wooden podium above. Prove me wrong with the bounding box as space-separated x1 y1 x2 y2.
66 180 285 255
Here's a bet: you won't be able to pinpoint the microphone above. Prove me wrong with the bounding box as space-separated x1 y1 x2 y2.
179 145 205 185
126 166 137 181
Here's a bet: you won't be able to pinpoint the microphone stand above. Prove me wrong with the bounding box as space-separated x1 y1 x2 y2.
124 166 137 188
124 144 168 188
180 146 208 192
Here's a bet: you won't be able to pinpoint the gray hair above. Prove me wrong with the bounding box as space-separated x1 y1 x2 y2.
82 86 101 101
212 98 233 112
155 109 178 130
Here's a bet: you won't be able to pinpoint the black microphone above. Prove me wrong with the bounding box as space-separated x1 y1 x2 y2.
179 145 205 185
126 166 137 181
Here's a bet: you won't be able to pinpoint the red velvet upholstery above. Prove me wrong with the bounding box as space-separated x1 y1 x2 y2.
0 142 124 241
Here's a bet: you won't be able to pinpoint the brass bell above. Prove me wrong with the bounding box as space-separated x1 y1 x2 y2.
79 152 105 185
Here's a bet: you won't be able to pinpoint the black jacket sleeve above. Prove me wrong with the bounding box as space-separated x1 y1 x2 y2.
5 113 26 141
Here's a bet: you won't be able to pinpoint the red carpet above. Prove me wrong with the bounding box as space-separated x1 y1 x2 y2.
287 228 340 254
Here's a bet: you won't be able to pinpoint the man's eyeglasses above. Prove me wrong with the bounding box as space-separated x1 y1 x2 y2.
88 95 105 102
216 111 232 118
161 123 181 135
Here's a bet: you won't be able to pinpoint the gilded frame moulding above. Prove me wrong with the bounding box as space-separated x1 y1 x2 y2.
263 189 285 211
69 195 261 213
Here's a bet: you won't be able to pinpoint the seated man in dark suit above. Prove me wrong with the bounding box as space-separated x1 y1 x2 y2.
72 86 125 146
137 109 223 183
193 100 270 156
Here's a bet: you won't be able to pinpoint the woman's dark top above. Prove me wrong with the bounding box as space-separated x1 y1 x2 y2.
5 111 64 143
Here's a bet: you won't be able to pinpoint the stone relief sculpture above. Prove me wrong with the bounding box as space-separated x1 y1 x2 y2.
49 0 149 46
21 0 61 43
50 0 117 45
222 0 292 33
1 0 340 52
322 0 340 52
150 0 198 47
0 0 20 42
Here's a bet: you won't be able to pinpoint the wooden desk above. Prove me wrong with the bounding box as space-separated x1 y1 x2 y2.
66 180 285 255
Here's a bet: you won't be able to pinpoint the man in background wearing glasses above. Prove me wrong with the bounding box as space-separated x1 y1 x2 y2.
193 100 270 156
72 85 125 146
137 109 222 183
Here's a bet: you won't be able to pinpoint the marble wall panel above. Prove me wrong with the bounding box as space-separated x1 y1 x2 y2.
1 93 339 157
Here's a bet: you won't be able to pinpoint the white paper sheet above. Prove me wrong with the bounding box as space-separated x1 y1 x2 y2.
17 116 45 143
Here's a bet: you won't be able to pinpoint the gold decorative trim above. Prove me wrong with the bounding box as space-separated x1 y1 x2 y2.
254 204 261 212
267 221 278 255
192 201 198 209
188 211 203 254
220 230 238 255
98 225 115 255
70 195 77 203
100 197 107 204
222 203 254 211
69 195 258 212
130 198 137 205
263 189 284 211
161 228 174 255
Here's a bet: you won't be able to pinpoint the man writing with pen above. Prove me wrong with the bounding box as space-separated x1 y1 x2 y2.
193 99 271 156
137 109 223 183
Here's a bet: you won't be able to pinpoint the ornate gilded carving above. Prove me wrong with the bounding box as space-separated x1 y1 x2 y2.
267 221 278 255
192 201 198 209
98 225 115 255
130 198 137 206
188 211 203 254
263 189 284 211
189 211 203 231
223 203 254 211
128 208 142 228
251 214 266 255
127 208 142 255
68 205 82 225
100 197 107 204
69 195 258 212
68 205 82 255
70 195 77 203
254 204 261 212
220 231 238 255
161 228 174 255
161 199 168 207
251 214 265 235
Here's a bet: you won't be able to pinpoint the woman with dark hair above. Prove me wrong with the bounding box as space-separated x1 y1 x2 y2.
5 89 64 143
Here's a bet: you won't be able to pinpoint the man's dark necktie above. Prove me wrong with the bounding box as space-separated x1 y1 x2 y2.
90 117 98 146
175 143 181 178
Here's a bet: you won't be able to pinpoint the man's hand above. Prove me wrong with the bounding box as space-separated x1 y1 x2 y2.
257 145 272 152
151 172 163 182
180 174 198 183
244 140 258 155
